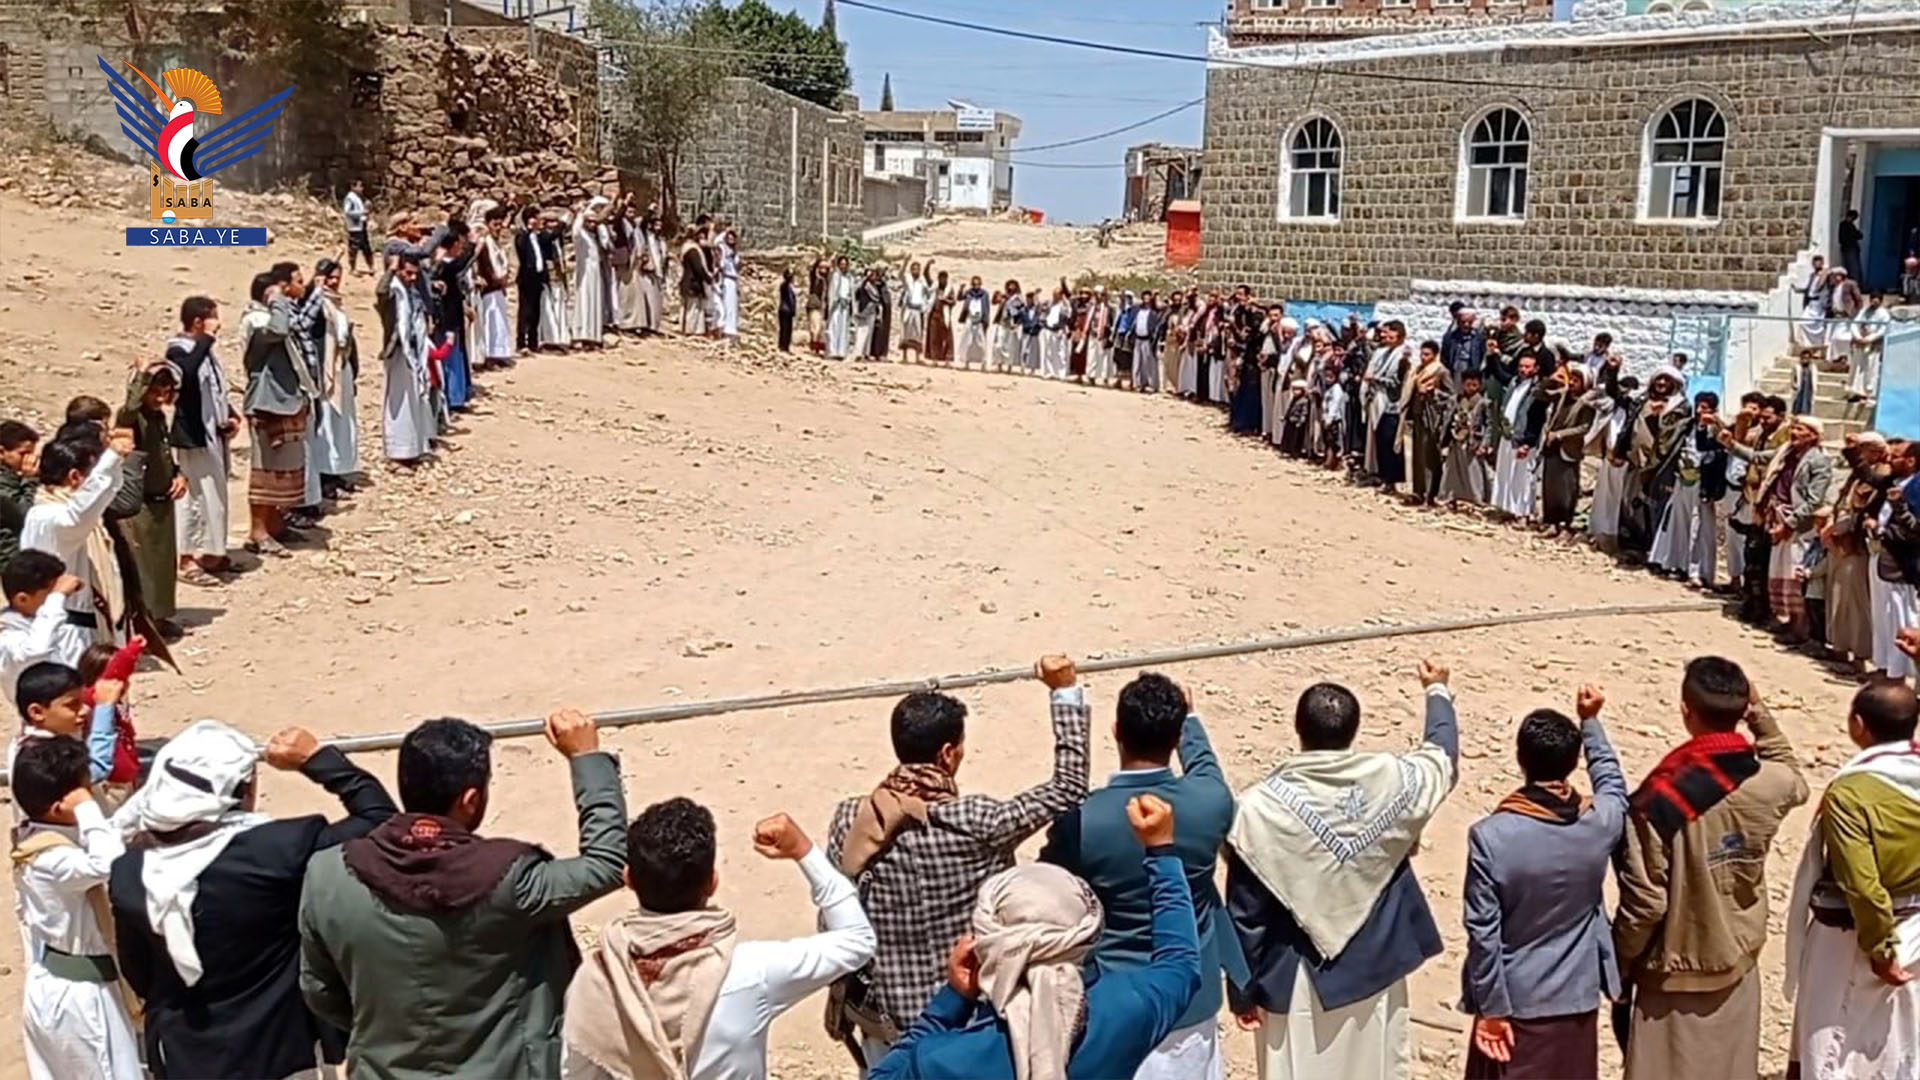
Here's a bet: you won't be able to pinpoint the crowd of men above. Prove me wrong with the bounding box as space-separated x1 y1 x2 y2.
802 266 1920 693
4 196 1919 1079
7 640 1918 1080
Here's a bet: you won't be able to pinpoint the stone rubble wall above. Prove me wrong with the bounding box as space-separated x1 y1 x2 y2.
374 25 597 214
1200 27 1920 319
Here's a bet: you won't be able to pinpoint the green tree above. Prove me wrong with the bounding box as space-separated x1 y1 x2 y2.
879 72 893 111
694 0 849 109
593 0 731 230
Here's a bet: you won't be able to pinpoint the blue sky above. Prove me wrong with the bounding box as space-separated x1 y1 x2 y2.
781 0 1579 223
785 0 1214 224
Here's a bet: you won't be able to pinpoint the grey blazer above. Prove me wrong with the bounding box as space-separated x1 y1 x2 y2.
1459 715 1627 1020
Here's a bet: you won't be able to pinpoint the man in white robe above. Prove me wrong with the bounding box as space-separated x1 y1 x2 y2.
1042 291 1071 379
1784 680 1920 1080
572 199 608 347
164 298 234 575
379 260 433 464
1491 353 1541 520
1226 661 1459 1080
1849 294 1893 403
826 258 855 359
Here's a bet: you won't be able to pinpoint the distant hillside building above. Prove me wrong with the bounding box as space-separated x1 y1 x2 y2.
1124 143 1203 223
861 102 1023 212
1201 0 1920 393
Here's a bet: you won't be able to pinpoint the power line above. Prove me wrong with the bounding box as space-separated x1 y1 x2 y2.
836 0 1573 91
1011 98 1204 154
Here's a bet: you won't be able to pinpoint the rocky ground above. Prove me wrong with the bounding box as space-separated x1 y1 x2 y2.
0 164 1851 1079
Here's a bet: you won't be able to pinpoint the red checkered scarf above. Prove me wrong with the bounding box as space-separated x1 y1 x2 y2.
1629 731 1760 842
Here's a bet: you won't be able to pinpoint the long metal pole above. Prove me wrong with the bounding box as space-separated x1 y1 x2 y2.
0 600 1720 786
318 599 1720 754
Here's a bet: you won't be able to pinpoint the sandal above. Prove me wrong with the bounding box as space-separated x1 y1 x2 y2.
179 565 223 587
245 537 292 559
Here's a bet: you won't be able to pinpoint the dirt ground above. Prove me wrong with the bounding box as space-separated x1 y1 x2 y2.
0 192 1863 1080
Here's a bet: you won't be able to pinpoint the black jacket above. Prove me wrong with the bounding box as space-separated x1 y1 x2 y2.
514 229 545 287
108 749 397 1079
166 335 218 448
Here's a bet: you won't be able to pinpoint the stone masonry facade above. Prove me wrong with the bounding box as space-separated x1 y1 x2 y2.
1201 28 1920 305
1226 0 1552 44
677 77 865 248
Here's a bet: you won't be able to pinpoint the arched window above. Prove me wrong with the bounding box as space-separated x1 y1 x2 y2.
1282 117 1342 221
1645 98 1726 221
1462 107 1530 220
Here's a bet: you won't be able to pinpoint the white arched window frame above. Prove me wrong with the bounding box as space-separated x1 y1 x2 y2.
1458 106 1531 222
1641 97 1726 223
1279 115 1342 223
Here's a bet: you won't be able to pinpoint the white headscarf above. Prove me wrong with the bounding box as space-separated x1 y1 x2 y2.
130 720 270 986
971 864 1104 1080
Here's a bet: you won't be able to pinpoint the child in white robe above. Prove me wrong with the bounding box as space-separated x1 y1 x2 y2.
11 735 141 1080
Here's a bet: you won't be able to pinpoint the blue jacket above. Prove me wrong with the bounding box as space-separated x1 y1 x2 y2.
1459 715 1627 1020
869 852 1201 1080
1040 715 1247 1029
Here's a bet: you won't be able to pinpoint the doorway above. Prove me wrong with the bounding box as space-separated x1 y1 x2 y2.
1868 175 1919 294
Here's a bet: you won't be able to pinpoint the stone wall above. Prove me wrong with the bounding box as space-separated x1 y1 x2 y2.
373 24 595 212
677 77 864 248
1226 0 1552 44
1201 27 1920 305
863 172 926 230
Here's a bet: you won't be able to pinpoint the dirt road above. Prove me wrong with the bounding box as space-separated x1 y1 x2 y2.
0 196 1855 1079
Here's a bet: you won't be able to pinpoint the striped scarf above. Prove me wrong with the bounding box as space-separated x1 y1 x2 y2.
1629 731 1759 842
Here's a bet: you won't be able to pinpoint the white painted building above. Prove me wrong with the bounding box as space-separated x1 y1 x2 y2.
860 101 1023 212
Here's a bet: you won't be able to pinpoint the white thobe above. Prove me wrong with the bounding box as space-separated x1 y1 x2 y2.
571 214 606 344
0 594 91 708
1256 961 1409 1080
1851 307 1891 397
1871 504 1919 677
17 802 141 1080
1492 379 1537 517
19 449 123 626
826 272 855 358
382 278 433 462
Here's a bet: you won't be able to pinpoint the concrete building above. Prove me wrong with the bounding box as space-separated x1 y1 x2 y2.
1200 0 1920 398
861 102 1022 212
1124 142 1203 222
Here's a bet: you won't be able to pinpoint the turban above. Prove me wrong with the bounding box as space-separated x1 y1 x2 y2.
972 864 1104 1080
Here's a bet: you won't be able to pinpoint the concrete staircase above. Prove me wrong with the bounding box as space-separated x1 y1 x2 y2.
1752 354 1873 445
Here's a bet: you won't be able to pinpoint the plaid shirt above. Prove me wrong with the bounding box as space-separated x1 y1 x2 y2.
827 686 1090 1028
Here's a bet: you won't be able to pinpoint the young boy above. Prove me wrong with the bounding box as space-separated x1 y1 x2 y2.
0 419 38 565
10 662 123 799
1 551 90 708
10 735 142 1079
1441 370 1495 510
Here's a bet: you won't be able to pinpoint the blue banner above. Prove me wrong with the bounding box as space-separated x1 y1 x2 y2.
125 227 269 247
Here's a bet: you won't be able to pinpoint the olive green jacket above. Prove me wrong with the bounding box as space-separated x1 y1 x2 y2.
298 751 627 1079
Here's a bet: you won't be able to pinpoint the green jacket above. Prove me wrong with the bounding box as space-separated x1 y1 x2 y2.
0 465 32 565
298 751 628 1079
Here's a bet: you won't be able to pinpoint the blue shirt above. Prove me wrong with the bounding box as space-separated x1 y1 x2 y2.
869 851 1201 1080
1040 715 1246 1028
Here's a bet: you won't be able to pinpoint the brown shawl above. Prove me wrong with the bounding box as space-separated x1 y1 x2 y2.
837 764 958 877
1495 780 1591 825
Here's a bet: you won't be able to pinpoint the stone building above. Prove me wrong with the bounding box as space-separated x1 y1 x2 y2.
1226 0 1553 45
1201 0 1920 390
677 77 866 248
